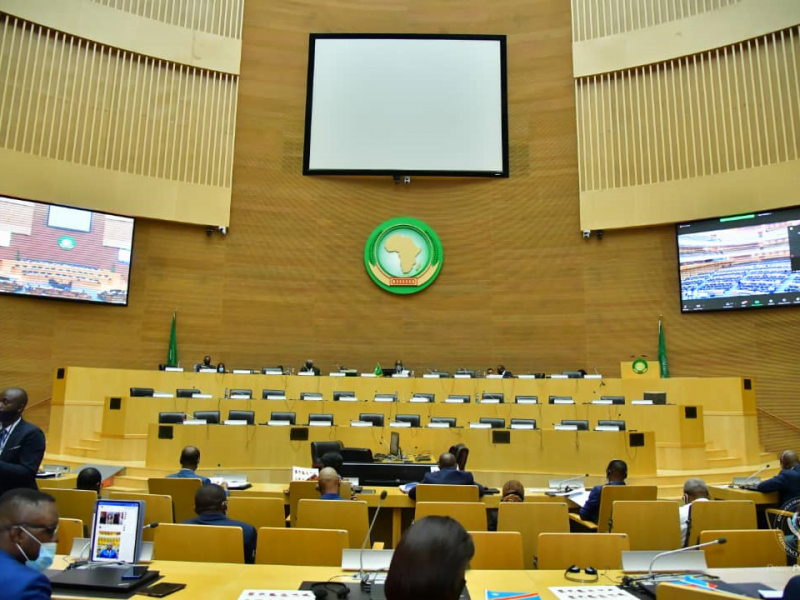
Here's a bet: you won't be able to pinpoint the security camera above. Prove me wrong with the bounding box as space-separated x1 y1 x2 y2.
582 230 591 240
218 226 228 236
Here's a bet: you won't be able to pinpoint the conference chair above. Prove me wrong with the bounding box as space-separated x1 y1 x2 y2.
296 499 369 548
373 393 398 402
46 489 97 536
548 396 574 404
192 410 220 424
262 389 286 400
479 417 506 429
158 412 186 424
497 502 570 569
154 523 244 563
469 531 524 569
130 387 154 397
449 443 469 470
394 414 421 427
569 485 658 532
300 392 324 401
176 388 199 398
514 395 538 404
310 441 344 468
537 533 630 569
308 413 334 426
597 419 626 431
480 392 504 403
109 492 173 541
699 529 786 568
415 485 479 502
148 477 202 523
559 419 589 430
599 396 625 404
56 518 83 556
610 500 681 550
226 497 285 531
410 393 435 403
227 410 255 424
430 416 456 428
255 527 348 566
445 395 470 404
510 418 536 429
414 502 488 531
228 389 253 399
269 411 296 425
685 500 757 547
288 480 353 525
333 391 356 401
358 413 385 427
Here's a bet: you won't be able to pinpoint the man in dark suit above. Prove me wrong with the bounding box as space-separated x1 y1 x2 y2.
497 365 514 378
579 459 627 523
756 450 800 506
408 452 485 500
184 484 256 563
0 388 46 498
300 359 321 375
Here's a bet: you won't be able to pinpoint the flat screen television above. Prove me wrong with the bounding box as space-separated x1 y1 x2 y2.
303 34 509 177
0 195 134 305
677 206 800 313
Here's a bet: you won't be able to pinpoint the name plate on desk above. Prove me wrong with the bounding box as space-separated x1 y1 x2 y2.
262 368 284 375
164 367 184 372
391 373 409 378
153 392 174 398
224 420 249 426
631 400 654 405
554 424 578 431
517 374 538 379
423 373 440 378
510 423 535 430
337 396 359 402
515 397 538 404
552 399 575 405
232 369 253 374
468 422 491 429
350 420 373 427
550 374 568 379
298 371 315 376
485 374 502 379
595 425 621 432
454 373 471 379
191 393 212 399
230 394 250 400
267 420 291 426
591 400 613 405
374 395 396 403
389 421 411 428
360 373 377 378
479 399 500 404
301 394 323 401
428 422 451 428
584 374 602 379
198 368 217 373
266 394 287 401
329 372 345 377
183 419 207 425
444 398 468 404
308 421 332 427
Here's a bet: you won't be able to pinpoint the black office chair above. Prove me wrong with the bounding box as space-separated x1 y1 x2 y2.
563 371 585 379
176 389 199 398
514 395 538 404
431 416 456 428
445 395 470 404
310 441 344 468
644 391 668 404
270 411 296 425
480 392 504 403
560 419 589 430
193 410 220 424
229 389 253 399
449 443 469 470
510 418 537 429
158 412 185 424
130 388 155 397
597 419 626 431
479 417 505 429
300 392 323 401
394 414 421 427
600 396 626 404
228 410 255 424
374 393 397 402
359 413 385 427
262 389 286 400
548 395 574 404
341 448 374 463
309 413 334 426
410 393 435 403
333 391 356 401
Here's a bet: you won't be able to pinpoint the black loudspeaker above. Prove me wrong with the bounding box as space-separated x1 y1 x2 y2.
684 406 698 419
158 425 174 440
492 430 511 444
290 427 309 441
109 397 122 410
629 432 645 447
57 368 65 379
744 378 752 390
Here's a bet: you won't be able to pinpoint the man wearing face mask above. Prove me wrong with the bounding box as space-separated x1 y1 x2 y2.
0 388 46 498
0 488 60 599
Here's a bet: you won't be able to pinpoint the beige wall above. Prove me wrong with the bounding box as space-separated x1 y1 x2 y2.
0 0 798 452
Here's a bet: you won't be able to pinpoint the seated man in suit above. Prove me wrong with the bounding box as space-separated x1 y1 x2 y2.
300 359 321 375
167 446 212 485
318 467 347 500
76 467 102 496
756 450 800 506
408 452 486 500
679 478 710 546
184 484 256 563
579 459 627 523
195 355 216 372
0 387 46 498
497 365 514 378
0 488 60 599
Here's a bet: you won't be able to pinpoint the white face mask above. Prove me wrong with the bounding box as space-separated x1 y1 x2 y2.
17 526 57 572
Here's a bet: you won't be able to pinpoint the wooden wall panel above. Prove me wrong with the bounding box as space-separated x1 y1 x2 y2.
0 0 798 453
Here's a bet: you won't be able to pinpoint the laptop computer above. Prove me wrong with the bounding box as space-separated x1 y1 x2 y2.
622 550 707 573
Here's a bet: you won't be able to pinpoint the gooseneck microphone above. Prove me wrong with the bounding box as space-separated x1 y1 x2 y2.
558 474 589 491
359 490 389 589
647 537 726 578
741 464 770 485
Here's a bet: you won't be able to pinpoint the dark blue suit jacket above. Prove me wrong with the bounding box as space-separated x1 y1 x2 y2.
0 547 51 600
408 467 485 500
757 467 800 506
0 419 45 498
579 481 625 523
184 512 257 563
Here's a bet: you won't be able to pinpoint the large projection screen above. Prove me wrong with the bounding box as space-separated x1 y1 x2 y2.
303 34 509 178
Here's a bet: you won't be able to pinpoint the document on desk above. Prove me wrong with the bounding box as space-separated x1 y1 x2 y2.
485 592 540 599
238 591 314 599
292 466 318 480
565 489 591 507
549 587 638 600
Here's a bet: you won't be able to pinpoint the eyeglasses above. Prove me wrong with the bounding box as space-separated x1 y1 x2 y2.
17 522 60 536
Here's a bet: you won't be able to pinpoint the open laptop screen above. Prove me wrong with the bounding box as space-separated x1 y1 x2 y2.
90 499 144 563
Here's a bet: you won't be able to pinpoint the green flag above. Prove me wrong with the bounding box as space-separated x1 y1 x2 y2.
167 312 178 367
658 317 669 378
374 363 382 376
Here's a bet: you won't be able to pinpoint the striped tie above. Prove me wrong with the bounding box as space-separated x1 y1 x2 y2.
0 428 8 453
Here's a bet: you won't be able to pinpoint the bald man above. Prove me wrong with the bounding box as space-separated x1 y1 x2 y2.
0 388 46 498
757 450 800 506
184 484 256 563
166 446 212 485
408 452 486 500
318 467 345 500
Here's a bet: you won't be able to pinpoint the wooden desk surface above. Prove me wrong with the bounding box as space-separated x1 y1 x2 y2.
709 485 779 505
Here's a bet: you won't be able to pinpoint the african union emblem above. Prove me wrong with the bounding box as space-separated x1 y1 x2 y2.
364 217 443 295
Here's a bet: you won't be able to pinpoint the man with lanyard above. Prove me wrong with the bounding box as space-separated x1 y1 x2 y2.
0 388 46 498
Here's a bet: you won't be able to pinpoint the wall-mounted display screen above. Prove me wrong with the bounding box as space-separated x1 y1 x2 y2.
677 206 800 313
0 195 134 306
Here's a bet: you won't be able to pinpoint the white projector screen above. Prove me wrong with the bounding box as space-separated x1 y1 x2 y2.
303 34 508 177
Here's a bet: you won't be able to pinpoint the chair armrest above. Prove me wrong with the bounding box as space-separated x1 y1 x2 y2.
371 542 385 550
568 513 598 531
766 508 794 529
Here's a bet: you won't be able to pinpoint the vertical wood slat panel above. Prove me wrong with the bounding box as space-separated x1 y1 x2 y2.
575 26 800 192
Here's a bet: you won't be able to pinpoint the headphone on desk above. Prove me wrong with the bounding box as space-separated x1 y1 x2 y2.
564 565 599 583
310 582 350 599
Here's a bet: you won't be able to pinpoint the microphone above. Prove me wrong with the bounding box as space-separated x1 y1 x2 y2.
647 538 726 578
740 464 770 486
359 490 389 590
558 474 589 492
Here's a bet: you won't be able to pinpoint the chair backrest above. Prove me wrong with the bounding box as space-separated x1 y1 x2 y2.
510 418 537 429
309 413 334 426
415 484 479 503
130 387 154 397
154 523 243 563
699 529 786 568
333 391 356 401
411 393 435 403
46 489 97 534
597 419 626 430
296 499 369 548
373 393 398 402
611 500 681 550
560 419 589 430
255 527 348 566
176 388 199 398
479 417 506 429
229 389 253 399
686 500 757 547
480 392 504 403
288 480 353 524
395 414 421 427
158 412 186 424
537 533 630 569
498 502 570 569
600 396 626 404
359 413 385 427
300 392 324 401
446 395 470 403
148 477 202 523
341 448 373 462
227 410 255 424
56 517 84 555
514 395 538 404
449 444 469 470
108 492 174 541
270 411 296 424
431 416 456 427
310 441 344 468
262 388 286 400
469 531 524 569
414 502 487 531
193 410 220 424
598 485 658 533
226 497 286 531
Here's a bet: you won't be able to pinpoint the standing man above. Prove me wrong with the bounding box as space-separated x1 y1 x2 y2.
0 388 46 498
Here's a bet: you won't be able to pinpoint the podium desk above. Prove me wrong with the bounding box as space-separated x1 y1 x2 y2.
710 485 779 504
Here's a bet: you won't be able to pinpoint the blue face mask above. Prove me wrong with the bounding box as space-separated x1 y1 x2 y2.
17 526 57 572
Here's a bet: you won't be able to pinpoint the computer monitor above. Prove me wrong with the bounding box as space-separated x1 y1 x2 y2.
600 396 626 405
560 419 589 431
381 368 397 377
389 431 400 456
130 388 154 397
91 499 145 563
644 391 667 404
